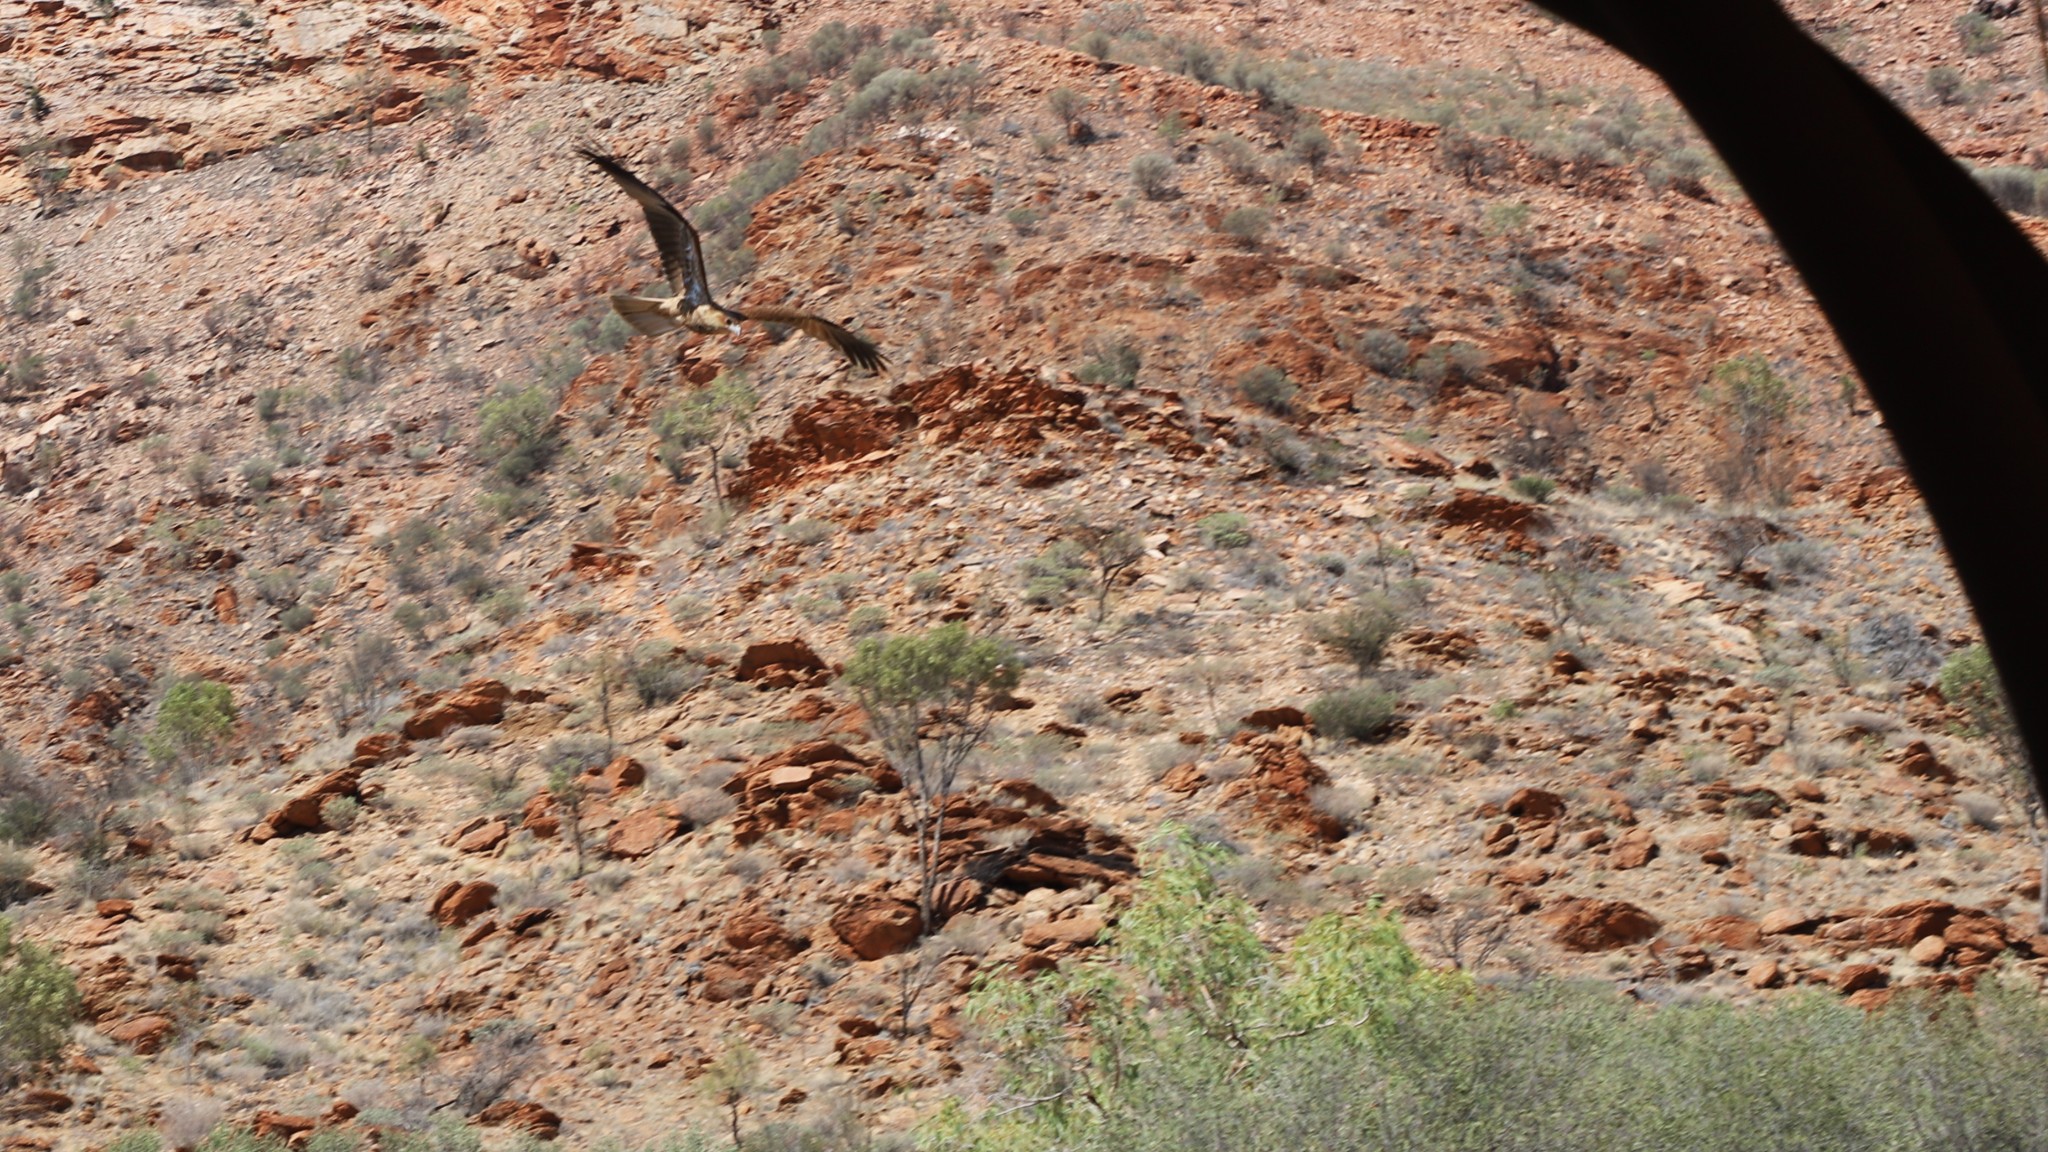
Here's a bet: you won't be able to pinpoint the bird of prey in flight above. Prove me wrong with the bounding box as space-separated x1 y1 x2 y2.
576 147 887 374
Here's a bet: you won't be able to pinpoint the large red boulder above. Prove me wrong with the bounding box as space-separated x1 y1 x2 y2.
831 895 923 960
1552 900 1659 952
605 809 683 859
105 1013 174 1054
429 881 498 928
402 679 512 740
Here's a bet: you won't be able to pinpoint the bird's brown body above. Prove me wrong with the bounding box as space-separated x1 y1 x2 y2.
577 148 886 372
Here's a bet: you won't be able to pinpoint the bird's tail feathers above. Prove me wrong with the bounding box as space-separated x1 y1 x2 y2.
608 294 680 336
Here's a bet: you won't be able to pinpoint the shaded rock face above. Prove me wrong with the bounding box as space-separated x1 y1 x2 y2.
734 639 832 689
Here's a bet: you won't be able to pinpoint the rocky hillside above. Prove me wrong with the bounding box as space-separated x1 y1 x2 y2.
4 0 2048 1147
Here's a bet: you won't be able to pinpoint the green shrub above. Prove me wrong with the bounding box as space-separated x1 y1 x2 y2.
476 382 561 484
1307 683 1397 742
1219 206 1271 245
808 21 856 71
1938 644 2028 775
948 828 2048 1152
1131 152 1175 199
0 752 59 846
0 918 79 1085
1209 133 1264 183
1255 425 1341 484
1236 365 1295 415
1021 540 1091 608
1288 122 1333 171
1957 10 2003 55
624 642 697 708
1410 340 1487 391
847 605 889 636
844 624 1021 928
148 680 235 766
1308 597 1403 672
1927 64 1965 104
1196 512 1252 549
1974 165 2042 216
1510 474 1557 503
1352 327 1411 375
1077 336 1142 389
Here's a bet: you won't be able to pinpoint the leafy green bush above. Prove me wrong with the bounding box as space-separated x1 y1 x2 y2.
1410 340 1487 391
1308 598 1403 673
1077 336 1142 389
1236 365 1295 415
476 383 561 485
1021 541 1091 608
1130 152 1174 199
1957 10 2003 55
1288 122 1333 171
654 372 758 497
1196 512 1252 549
147 680 235 766
1308 683 1397 741
1 918 79 1084
0 750 58 848
624 642 698 707
1510 474 1557 503
945 829 2048 1152
1927 64 1965 104
1351 327 1411 375
1974 165 2043 216
1219 206 1271 245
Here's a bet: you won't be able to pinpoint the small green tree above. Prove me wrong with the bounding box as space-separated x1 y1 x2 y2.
1704 353 1795 502
547 766 588 879
843 625 1021 933
146 680 235 772
654 372 759 498
0 918 80 1085
701 1042 761 1150
1063 519 1146 623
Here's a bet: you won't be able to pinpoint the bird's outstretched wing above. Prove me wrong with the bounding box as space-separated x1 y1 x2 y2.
740 304 889 374
576 147 713 309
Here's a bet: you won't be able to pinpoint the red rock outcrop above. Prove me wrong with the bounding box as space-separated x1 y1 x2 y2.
401 679 512 740
891 362 1099 452
475 1100 562 1140
249 768 362 843
730 392 913 496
